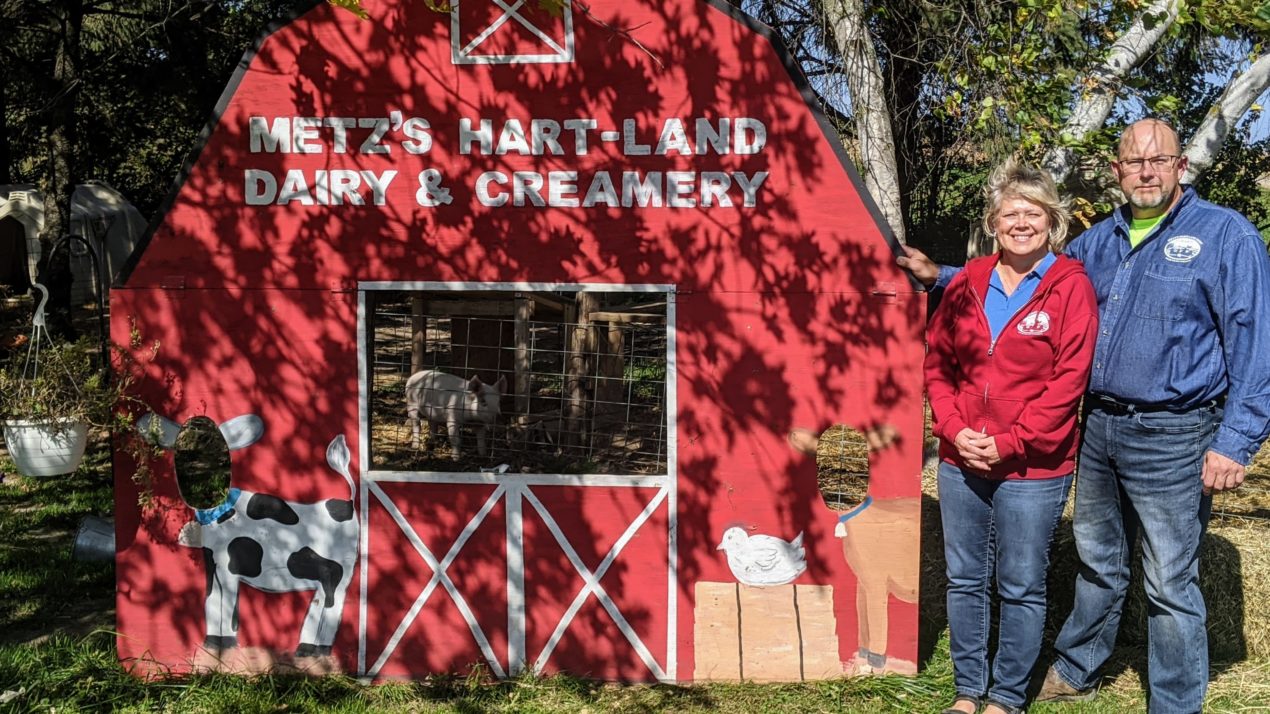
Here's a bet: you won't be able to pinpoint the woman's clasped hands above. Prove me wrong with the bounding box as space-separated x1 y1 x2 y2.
953 428 1001 472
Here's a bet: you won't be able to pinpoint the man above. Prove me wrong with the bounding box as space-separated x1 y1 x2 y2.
900 119 1270 713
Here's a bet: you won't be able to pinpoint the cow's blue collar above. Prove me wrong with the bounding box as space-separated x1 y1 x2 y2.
195 488 242 525
837 495 873 524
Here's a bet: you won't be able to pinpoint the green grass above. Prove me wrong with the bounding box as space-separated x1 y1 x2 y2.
0 632 949 713
0 443 114 644
2 633 1267 712
0 627 1264 712
2 443 1270 712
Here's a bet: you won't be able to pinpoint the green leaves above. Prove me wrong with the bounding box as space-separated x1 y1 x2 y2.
1150 93 1184 115
0 339 107 426
327 0 369 19
1190 0 1270 35
538 0 568 17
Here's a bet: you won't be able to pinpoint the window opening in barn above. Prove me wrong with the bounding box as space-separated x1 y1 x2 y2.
174 416 232 510
367 288 669 475
813 424 872 511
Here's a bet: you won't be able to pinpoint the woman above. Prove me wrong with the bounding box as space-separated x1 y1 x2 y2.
925 159 1097 714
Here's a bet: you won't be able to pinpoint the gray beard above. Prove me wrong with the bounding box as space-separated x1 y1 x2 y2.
1128 187 1171 211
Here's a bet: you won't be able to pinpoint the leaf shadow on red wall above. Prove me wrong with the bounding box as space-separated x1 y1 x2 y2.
112 0 929 681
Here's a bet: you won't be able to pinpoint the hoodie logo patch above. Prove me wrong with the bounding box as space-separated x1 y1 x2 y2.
1163 236 1202 263
1017 311 1051 336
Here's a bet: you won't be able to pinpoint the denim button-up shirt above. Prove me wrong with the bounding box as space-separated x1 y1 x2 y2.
935 187 1270 464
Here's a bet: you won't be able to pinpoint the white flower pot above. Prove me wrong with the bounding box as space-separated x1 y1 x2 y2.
3 419 89 477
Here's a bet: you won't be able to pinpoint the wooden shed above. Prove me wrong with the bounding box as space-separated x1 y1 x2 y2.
111 0 926 683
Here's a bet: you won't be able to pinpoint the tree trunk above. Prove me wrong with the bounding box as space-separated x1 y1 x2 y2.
0 0 23 188
1043 0 1181 184
0 74 10 185
1182 52 1270 183
824 0 906 243
875 1 924 232
38 0 83 335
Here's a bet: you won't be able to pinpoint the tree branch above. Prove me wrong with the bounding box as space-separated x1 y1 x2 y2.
574 0 663 69
1043 0 1181 184
1183 51 1270 183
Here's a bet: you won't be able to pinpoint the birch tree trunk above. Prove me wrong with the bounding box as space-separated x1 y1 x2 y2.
1182 52 1270 183
824 0 906 243
1043 0 1180 184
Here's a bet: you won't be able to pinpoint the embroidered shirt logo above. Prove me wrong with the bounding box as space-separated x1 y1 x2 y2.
1163 236 1203 263
1017 311 1051 336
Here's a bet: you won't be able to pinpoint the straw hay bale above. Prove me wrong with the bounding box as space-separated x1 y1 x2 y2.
813 424 871 510
1203 518 1270 661
1250 441 1270 479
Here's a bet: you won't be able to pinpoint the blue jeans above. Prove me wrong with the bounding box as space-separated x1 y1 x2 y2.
939 463 1072 708
1052 405 1220 714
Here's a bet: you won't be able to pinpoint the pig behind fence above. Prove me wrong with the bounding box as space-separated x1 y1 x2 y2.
404 370 505 458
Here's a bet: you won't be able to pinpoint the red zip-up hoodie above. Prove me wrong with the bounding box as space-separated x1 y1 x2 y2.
925 253 1098 479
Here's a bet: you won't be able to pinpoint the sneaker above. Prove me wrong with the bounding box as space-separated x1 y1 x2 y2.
1036 666 1097 702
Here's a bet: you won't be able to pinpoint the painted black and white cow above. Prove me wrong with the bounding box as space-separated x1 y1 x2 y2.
141 414 358 657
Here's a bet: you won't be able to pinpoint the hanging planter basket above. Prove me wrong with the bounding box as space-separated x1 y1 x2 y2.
0 282 103 478
3 418 89 477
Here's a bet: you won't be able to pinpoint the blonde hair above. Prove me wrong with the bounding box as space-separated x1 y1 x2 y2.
981 158 1071 251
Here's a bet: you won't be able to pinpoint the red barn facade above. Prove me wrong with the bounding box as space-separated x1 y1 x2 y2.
112 0 926 682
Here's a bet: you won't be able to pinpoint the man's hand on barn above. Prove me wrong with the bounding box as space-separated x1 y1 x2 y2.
896 246 939 288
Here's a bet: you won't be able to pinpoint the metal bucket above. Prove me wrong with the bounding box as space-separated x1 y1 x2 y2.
72 515 115 562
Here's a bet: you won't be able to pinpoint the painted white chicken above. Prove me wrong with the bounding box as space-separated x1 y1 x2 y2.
716 527 806 587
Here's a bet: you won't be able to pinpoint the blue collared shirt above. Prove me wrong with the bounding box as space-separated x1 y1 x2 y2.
934 187 1270 464
984 252 1056 341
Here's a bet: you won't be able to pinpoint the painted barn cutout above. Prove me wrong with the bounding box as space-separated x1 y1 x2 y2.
111 0 925 683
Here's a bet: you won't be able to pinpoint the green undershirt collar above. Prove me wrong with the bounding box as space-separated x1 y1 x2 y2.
1128 214 1165 249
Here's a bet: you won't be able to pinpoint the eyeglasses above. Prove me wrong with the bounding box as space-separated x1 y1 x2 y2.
1116 155 1180 173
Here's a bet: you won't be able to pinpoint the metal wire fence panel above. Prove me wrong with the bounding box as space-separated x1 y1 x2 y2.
814 424 871 511
368 290 668 475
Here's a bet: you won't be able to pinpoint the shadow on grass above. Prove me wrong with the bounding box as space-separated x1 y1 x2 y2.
1 628 952 712
0 440 116 646
0 631 726 712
